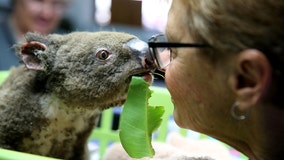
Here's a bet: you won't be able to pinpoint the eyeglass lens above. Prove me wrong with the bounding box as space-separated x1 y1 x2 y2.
152 35 172 69
154 47 171 69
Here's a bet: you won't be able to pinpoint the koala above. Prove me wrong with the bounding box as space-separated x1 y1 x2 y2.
0 31 155 160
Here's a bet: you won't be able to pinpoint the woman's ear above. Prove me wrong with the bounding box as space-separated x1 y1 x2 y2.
229 49 272 111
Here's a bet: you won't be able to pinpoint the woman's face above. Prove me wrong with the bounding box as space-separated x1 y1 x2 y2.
165 0 234 133
13 0 67 35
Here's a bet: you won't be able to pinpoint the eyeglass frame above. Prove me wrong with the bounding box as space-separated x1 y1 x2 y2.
148 34 210 71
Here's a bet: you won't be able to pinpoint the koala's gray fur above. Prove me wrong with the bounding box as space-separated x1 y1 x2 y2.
0 31 154 160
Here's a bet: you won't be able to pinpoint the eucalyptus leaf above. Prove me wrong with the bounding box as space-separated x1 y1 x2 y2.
119 76 165 158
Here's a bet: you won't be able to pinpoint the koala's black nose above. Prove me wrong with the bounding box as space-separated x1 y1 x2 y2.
126 39 155 70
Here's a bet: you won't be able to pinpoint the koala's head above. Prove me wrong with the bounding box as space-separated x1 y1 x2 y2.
16 31 155 110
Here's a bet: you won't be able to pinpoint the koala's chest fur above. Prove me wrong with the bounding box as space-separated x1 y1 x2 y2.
19 95 100 158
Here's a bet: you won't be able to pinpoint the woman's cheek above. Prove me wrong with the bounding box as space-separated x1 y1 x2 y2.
165 62 185 103
165 62 192 127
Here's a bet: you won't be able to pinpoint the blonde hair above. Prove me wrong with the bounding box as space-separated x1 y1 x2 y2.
185 0 283 54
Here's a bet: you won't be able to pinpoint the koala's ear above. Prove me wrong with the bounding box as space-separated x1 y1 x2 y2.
20 41 47 71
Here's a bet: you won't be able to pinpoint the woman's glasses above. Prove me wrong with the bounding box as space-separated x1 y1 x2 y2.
148 34 209 71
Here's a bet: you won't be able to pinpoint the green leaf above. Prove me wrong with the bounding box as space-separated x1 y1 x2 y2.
119 76 165 158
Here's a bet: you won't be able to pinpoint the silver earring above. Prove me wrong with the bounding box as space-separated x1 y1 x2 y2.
230 102 249 120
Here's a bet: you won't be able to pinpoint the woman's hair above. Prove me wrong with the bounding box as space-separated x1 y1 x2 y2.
184 0 284 104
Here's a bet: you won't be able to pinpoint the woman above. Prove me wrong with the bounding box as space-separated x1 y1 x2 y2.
148 0 284 159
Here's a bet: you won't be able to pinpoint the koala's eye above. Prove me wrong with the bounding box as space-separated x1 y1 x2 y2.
96 50 110 60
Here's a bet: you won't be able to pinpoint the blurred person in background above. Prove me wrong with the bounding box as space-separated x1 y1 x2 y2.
0 0 73 70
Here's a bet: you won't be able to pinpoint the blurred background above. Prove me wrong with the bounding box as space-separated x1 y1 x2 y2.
0 0 171 41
